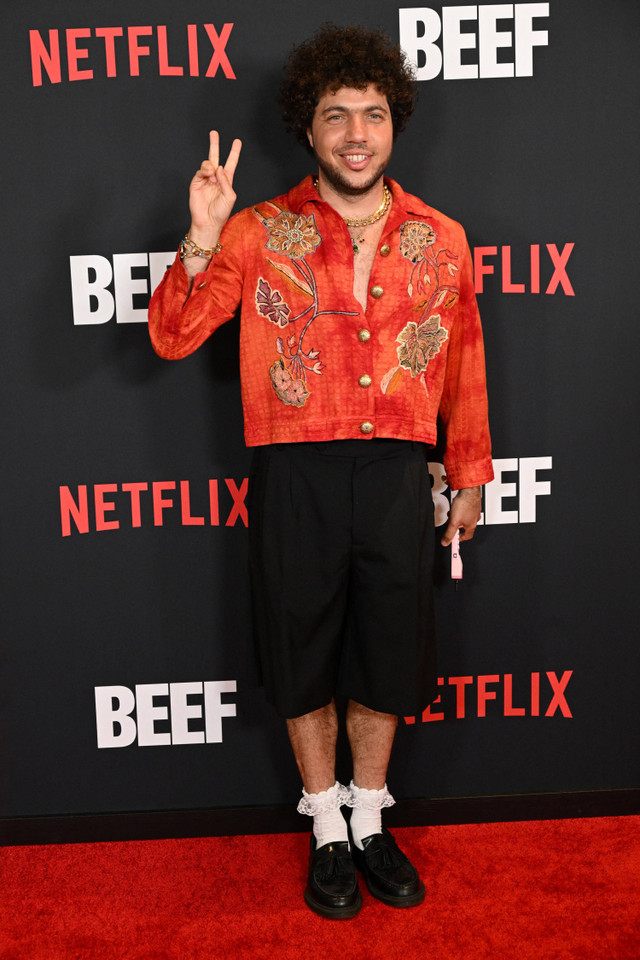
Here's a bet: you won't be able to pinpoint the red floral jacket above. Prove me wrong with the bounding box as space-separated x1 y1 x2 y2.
149 176 493 489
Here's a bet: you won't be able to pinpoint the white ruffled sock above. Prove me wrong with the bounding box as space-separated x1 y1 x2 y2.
348 781 396 850
297 781 350 848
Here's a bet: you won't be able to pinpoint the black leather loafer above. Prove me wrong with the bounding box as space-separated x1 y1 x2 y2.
304 837 363 919
351 828 425 907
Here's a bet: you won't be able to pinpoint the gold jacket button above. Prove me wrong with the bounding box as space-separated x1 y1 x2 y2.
380 244 391 257
358 374 372 388
357 328 371 343
370 285 384 299
196 281 208 289
360 421 374 434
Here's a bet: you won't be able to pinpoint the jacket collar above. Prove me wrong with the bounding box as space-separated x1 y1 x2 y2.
287 175 434 222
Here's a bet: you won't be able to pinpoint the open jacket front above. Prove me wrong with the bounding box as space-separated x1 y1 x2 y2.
149 176 493 490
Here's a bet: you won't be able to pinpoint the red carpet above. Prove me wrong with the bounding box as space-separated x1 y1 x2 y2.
2 817 638 959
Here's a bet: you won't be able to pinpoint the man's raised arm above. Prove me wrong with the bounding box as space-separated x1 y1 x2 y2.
181 130 242 291
148 131 243 360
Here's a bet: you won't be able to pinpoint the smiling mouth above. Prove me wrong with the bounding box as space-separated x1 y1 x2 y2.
339 153 373 169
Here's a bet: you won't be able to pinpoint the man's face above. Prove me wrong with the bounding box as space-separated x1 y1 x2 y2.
306 85 393 196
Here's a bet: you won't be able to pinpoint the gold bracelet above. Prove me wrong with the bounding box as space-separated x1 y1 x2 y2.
179 235 222 261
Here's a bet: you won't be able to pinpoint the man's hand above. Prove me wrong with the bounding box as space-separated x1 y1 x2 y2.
440 486 482 546
188 130 242 247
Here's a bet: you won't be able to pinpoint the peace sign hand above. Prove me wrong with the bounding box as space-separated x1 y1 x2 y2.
188 131 242 247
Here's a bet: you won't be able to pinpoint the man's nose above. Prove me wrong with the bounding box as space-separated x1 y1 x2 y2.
345 114 367 143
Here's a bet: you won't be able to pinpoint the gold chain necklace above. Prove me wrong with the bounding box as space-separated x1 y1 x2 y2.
342 185 392 227
312 178 392 254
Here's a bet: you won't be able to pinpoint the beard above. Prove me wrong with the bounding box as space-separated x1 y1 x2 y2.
314 147 391 197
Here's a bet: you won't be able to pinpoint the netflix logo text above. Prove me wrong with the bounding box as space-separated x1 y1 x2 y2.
404 670 573 723
59 478 249 536
474 244 575 296
30 24 236 86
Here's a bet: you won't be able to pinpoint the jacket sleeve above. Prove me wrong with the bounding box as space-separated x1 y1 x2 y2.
148 211 246 360
438 232 494 490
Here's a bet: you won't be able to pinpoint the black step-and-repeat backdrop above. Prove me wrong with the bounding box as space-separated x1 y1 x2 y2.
2 1 639 821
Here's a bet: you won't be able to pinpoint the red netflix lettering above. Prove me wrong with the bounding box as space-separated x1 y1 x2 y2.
530 244 540 294
30 29 61 85
95 484 119 531
503 673 526 716
531 672 540 716
477 674 500 717
60 485 89 536
59 478 250 535
421 678 445 722
157 25 183 76
153 481 176 525
225 478 248 527
180 480 205 526
501 246 525 293
473 243 575 295
95 27 122 77
204 23 236 78
546 243 575 295
187 24 199 76
29 24 236 86
449 676 473 719
121 482 148 527
128 26 153 76
545 670 573 717
209 480 220 526
473 246 497 294
67 28 92 81
420 699 444 722
403 671 573 724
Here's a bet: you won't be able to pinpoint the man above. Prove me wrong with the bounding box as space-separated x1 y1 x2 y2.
149 24 493 919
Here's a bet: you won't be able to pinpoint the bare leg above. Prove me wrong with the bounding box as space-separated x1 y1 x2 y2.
346 700 398 848
286 700 338 793
287 700 350 848
346 699 398 789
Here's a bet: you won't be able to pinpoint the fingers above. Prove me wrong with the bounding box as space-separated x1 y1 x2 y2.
440 491 481 546
208 130 220 168
206 131 241 181
190 132 239 227
441 521 476 547
194 159 215 181
224 138 242 183
458 523 476 542
214 163 237 202
440 519 458 547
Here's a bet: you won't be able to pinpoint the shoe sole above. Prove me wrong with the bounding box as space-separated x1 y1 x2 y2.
304 886 363 919
363 876 426 908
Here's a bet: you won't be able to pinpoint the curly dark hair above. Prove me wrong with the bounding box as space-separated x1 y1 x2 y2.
279 24 417 152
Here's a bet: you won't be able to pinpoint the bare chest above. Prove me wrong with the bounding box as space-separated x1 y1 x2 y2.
349 216 388 311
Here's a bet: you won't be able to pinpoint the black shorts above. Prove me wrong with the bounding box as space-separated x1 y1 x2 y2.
248 439 436 718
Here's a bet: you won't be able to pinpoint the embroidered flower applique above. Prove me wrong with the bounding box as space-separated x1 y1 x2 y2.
268 359 309 407
381 220 459 397
399 220 437 266
263 210 322 260
255 278 290 328
253 202 357 408
396 315 449 376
